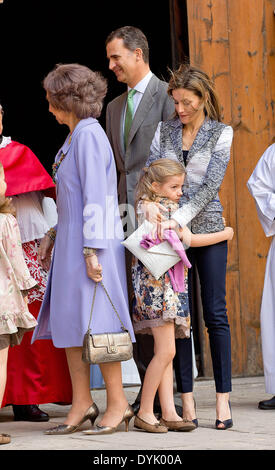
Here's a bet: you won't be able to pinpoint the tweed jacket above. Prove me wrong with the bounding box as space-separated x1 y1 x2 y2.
147 116 233 234
106 74 174 213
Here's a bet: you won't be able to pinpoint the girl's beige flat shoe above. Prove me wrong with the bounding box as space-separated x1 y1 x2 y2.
134 415 168 433
159 417 196 431
0 434 11 445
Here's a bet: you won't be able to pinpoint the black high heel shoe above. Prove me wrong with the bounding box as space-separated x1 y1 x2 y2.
215 400 233 430
192 418 198 428
182 396 198 428
192 399 198 428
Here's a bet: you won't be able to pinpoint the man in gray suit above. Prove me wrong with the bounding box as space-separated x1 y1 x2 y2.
105 26 174 414
106 26 174 233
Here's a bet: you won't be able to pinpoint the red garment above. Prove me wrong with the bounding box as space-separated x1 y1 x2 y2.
0 140 56 199
0 140 71 406
2 300 72 406
2 241 72 406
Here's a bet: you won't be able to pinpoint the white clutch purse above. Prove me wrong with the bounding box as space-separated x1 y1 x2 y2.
122 220 180 279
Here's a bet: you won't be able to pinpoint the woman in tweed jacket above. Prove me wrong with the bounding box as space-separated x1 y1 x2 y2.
145 65 234 430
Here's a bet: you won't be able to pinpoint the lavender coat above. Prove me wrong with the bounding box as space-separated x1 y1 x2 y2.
32 118 135 348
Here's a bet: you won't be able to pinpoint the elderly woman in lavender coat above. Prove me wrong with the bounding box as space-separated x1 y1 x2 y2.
32 63 135 436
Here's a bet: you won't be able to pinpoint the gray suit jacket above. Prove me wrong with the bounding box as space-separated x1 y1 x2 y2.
106 74 174 213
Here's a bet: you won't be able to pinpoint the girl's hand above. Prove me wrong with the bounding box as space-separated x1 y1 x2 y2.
85 255 103 283
152 218 178 240
141 201 168 224
38 235 54 271
224 227 234 240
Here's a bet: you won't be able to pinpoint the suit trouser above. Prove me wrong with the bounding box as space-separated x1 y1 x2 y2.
174 241 232 394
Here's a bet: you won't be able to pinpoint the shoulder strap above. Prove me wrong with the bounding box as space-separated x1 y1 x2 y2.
88 281 128 332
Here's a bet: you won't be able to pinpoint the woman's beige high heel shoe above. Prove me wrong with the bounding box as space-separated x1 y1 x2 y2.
44 403 99 435
83 404 134 435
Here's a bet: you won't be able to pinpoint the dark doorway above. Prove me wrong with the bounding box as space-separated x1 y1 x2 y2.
0 0 174 173
1 0 205 376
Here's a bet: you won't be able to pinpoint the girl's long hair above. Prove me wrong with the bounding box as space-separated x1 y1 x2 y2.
0 163 16 217
135 158 185 212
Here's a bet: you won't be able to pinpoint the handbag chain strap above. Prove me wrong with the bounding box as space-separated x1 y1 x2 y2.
88 281 128 332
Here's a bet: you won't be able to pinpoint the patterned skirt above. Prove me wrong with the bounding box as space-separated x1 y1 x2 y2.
22 239 47 302
132 258 190 339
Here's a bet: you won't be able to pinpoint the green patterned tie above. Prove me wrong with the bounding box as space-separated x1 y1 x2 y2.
124 89 137 149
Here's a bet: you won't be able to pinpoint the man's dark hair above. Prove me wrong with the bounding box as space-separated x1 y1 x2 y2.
106 26 149 64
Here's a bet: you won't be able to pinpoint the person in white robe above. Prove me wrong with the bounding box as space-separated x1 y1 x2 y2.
247 143 275 409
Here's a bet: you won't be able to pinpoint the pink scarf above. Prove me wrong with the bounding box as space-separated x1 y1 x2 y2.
140 229 191 292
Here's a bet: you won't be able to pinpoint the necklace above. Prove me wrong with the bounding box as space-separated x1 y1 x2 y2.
183 118 205 137
182 117 205 150
52 133 72 183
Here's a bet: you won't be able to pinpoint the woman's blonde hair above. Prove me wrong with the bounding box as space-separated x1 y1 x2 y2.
0 163 16 217
168 64 222 122
135 158 185 210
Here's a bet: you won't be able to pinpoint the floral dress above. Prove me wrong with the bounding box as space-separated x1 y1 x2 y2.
132 197 191 339
0 213 37 347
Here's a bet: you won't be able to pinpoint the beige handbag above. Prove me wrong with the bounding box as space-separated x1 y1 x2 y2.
82 281 133 365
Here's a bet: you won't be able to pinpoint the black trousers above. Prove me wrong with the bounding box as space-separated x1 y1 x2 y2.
174 241 232 394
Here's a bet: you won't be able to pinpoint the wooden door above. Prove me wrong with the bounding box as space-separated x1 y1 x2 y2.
171 0 275 376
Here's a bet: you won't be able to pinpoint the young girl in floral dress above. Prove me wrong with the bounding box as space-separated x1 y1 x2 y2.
0 163 37 444
132 158 233 433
